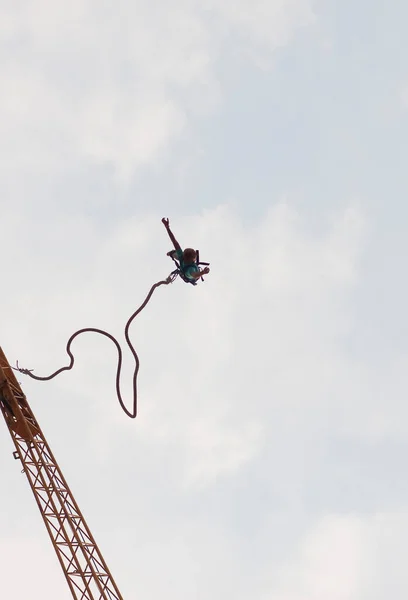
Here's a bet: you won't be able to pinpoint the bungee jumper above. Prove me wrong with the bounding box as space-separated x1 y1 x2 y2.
14 218 210 418
162 217 210 285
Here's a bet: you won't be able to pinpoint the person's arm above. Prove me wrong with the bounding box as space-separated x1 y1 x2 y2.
190 266 210 280
162 217 181 252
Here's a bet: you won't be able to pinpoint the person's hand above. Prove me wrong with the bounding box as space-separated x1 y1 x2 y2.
202 267 210 275
162 217 169 228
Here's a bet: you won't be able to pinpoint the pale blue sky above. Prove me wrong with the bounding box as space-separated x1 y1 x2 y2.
1 1 408 599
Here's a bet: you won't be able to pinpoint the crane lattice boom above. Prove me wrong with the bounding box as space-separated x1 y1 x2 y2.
0 347 124 600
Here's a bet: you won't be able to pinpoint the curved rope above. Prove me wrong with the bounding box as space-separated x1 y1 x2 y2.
15 272 178 418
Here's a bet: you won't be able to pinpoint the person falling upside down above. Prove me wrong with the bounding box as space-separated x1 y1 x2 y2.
162 217 210 284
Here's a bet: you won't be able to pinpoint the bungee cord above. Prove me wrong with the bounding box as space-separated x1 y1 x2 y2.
15 272 178 418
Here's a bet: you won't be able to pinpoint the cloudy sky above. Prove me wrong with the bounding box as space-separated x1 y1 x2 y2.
1 0 408 598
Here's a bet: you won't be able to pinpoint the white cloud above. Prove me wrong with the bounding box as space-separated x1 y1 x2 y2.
400 83 408 109
0 537 72 599
208 0 315 49
261 513 408 600
0 0 317 180
265 515 366 600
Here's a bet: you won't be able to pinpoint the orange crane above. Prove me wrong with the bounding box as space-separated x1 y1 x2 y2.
0 347 124 600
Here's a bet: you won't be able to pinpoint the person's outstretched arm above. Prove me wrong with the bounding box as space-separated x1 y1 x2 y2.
162 217 182 252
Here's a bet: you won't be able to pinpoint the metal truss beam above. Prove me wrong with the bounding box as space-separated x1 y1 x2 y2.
0 347 124 600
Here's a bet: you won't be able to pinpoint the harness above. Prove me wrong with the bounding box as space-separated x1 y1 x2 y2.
169 250 210 285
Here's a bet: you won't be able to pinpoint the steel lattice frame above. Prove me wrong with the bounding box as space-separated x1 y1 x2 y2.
0 347 123 600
